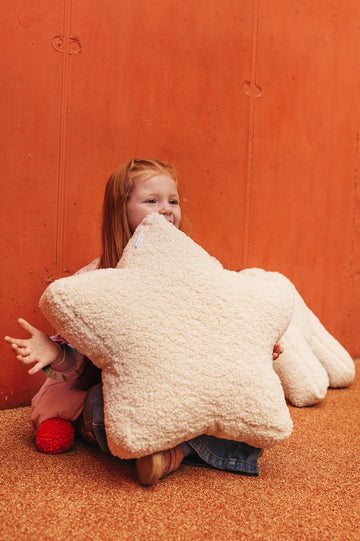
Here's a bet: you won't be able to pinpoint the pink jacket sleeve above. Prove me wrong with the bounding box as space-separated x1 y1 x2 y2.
42 257 100 383
42 335 90 383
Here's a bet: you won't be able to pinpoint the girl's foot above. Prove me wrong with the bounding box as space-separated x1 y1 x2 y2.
35 418 75 454
135 445 184 485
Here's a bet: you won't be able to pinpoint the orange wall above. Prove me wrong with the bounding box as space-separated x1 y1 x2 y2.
1 0 359 409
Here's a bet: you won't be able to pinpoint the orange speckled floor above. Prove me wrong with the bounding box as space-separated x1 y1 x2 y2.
1 359 359 541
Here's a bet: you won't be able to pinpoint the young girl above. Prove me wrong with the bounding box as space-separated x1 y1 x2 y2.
5 158 281 485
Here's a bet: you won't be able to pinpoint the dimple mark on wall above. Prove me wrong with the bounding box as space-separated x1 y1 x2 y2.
52 34 82 54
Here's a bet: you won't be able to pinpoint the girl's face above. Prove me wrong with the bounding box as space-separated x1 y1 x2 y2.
126 174 182 233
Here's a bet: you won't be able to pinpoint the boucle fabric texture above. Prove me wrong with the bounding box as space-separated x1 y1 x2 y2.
277 293 355 406
240 269 355 407
39 214 295 458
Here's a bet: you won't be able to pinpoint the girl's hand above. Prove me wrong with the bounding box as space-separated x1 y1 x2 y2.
4 318 62 375
272 342 283 360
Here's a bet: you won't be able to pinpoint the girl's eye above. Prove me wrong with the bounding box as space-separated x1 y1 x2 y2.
146 199 157 204
169 199 179 205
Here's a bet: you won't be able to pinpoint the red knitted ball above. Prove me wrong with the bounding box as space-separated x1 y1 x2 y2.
36 418 75 454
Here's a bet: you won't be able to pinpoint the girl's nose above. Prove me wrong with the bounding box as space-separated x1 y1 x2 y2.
159 201 171 214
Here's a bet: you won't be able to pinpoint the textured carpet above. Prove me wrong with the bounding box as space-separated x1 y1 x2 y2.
1 359 359 541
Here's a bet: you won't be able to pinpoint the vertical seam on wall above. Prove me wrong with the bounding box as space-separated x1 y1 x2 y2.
56 0 72 270
243 0 260 268
347 130 360 351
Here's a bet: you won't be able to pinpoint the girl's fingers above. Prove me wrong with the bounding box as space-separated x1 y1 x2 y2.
4 336 18 344
9 339 27 350
4 318 37 344
21 355 35 364
17 318 36 336
11 343 31 361
15 351 35 364
17 348 31 358
28 362 42 375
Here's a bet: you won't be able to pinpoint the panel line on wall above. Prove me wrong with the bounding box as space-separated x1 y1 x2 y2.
347 130 360 353
243 0 260 268
56 0 72 270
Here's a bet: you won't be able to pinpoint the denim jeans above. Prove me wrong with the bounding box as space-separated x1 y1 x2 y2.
82 383 111 455
185 436 261 475
82 383 262 475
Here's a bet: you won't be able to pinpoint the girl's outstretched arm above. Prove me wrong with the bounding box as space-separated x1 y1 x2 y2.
4 318 62 375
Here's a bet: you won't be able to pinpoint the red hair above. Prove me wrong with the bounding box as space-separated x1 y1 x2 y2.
98 159 178 269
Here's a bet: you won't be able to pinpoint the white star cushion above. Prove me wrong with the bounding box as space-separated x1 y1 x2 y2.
240 269 355 407
277 288 355 406
39 213 295 458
